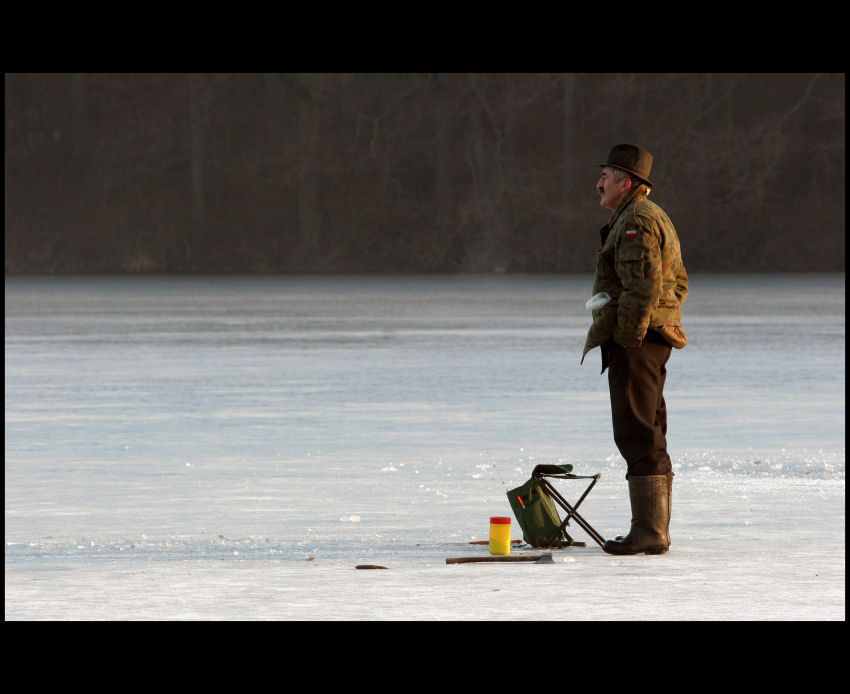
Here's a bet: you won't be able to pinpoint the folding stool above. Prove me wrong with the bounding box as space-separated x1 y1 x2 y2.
507 464 606 548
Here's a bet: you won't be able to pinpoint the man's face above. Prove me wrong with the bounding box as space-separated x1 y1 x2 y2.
597 166 631 210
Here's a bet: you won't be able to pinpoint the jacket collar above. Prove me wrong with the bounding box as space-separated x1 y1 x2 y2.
607 183 649 228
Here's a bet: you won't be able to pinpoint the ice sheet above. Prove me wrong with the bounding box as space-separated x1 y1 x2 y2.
5 274 845 620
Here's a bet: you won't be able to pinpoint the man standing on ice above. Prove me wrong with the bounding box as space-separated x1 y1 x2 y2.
581 144 689 555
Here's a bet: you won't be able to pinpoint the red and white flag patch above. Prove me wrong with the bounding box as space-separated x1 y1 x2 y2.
625 228 638 238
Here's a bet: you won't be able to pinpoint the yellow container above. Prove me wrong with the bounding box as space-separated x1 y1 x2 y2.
489 516 512 555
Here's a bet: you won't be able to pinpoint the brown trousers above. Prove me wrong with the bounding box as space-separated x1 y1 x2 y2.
603 330 673 478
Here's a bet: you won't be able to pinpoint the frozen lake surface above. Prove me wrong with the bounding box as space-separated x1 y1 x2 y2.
5 273 845 620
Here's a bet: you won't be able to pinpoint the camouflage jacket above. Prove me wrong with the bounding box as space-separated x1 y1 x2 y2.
581 184 688 367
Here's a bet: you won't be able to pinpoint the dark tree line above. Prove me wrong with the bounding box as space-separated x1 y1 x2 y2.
4 73 844 274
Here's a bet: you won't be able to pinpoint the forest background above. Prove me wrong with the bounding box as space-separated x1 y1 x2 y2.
4 73 844 274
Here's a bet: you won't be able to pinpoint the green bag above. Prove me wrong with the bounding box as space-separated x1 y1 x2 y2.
507 475 574 548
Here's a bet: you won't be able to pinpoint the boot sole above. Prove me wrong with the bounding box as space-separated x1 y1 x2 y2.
613 538 670 553
603 544 669 556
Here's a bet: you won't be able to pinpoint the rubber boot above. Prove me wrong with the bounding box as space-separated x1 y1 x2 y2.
665 471 673 547
612 472 673 545
603 474 670 555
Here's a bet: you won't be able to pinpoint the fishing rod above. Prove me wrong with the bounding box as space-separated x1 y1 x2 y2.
493 462 525 510
492 462 508 490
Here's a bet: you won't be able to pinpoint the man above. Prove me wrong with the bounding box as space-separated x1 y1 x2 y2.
581 144 688 555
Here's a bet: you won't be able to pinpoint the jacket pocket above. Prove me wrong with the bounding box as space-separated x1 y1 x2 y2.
595 247 614 278
586 303 617 348
616 243 645 282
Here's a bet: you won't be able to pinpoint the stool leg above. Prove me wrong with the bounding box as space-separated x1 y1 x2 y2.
539 477 606 548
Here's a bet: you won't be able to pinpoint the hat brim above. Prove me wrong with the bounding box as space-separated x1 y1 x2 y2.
598 162 652 188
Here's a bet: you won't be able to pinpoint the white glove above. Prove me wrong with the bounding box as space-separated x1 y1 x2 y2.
585 292 612 310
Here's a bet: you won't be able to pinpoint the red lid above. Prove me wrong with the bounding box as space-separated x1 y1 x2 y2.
490 516 511 524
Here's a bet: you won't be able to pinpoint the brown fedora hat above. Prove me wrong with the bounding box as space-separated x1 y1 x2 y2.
599 144 653 187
